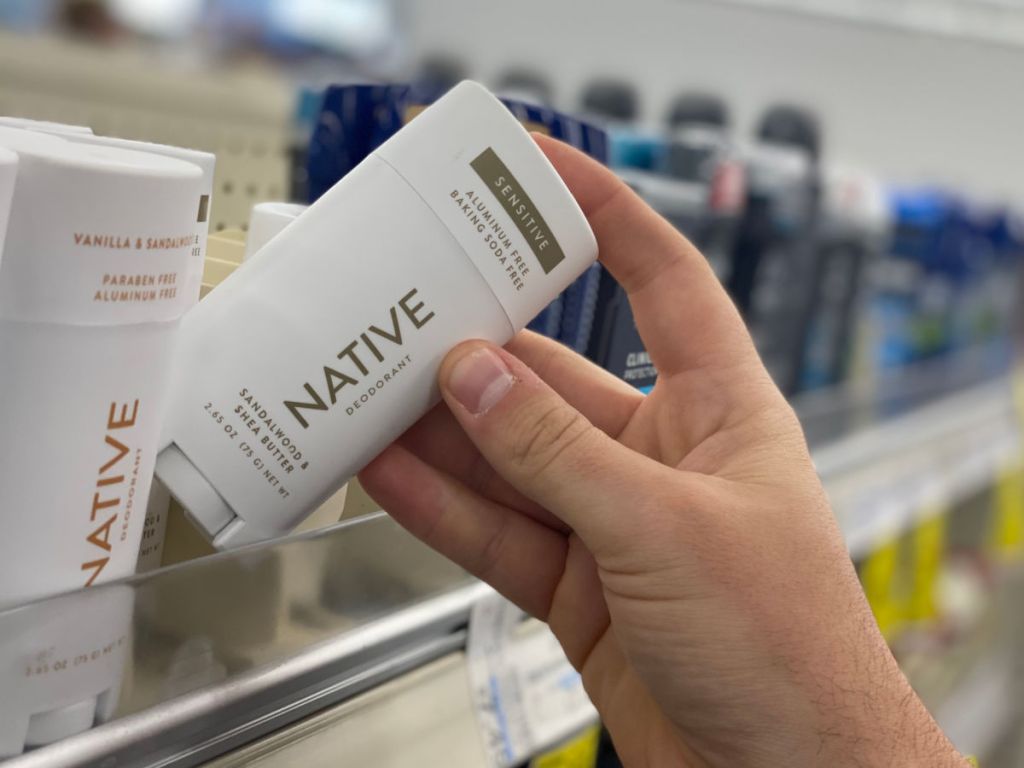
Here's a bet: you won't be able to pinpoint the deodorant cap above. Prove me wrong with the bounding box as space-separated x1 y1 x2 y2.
757 105 821 163
375 80 597 331
244 201 308 261
580 79 638 122
48 133 216 304
667 94 730 130
155 81 597 549
0 127 204 323
49 133 216 222
53 132 215 209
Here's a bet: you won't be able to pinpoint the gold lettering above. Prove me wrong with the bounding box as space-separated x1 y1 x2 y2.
285 290 433 428
99 434 129 475
284 383 329 430
81 558 108 587
87 514 116 552
91 493 119 521
337 342 369 375
108 400 139 429
367 307 403 346
399 289 435 329
324 366 358 403
360 332 385 362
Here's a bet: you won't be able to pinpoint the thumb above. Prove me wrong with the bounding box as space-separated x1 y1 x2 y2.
439 340 657 551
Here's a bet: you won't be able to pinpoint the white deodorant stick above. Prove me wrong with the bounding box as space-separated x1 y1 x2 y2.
0 128 204 606
0 128 203 755
156 81 598 548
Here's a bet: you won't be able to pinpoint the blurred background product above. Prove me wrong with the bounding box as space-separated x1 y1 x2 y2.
730 103 823 395
494 68 553 107
0 0 1023 766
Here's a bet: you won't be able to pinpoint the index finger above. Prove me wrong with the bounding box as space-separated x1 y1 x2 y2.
535 134 757 378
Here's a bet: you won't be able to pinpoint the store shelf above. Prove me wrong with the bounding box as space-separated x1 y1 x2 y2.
2 371 1019 768
0 514 483 768
202 653 490 768
904 567 1024 761
0 513 596 768
0 30 293 233
810 375 1021 559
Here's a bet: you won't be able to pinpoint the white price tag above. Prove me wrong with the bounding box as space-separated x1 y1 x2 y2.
511 625 598 751
466 593 597 768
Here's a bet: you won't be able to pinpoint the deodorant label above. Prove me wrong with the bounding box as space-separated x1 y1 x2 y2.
375 84 596 331
0 157 199 325
0 322 176 605
469 147 566 274
380 142 571 332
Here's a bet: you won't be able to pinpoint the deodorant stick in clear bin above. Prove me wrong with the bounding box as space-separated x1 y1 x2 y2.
0 128 203 754
156 81 598 548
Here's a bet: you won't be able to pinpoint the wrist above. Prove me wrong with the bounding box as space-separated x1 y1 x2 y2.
810 660 965 768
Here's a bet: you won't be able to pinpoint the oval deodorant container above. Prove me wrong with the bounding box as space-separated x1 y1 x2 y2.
0 128 203 755
0 128 204 604
156 81 598 548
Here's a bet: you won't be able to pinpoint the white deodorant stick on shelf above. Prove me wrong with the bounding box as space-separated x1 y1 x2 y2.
0 147 17 260
243 201 307 261
0 128 203 755
156 81 598 549
0 127 204 606
26 134 217 575
0 116 94 135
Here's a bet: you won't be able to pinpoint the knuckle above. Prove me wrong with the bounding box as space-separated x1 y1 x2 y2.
508 402 593 476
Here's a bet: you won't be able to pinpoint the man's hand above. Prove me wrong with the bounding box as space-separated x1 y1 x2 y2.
360 135 968 767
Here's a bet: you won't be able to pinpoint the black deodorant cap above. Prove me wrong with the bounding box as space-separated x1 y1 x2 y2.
495 69 554 106
581 79 639 122
667 93 730 130
415 55 469 96
757 105 821 161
